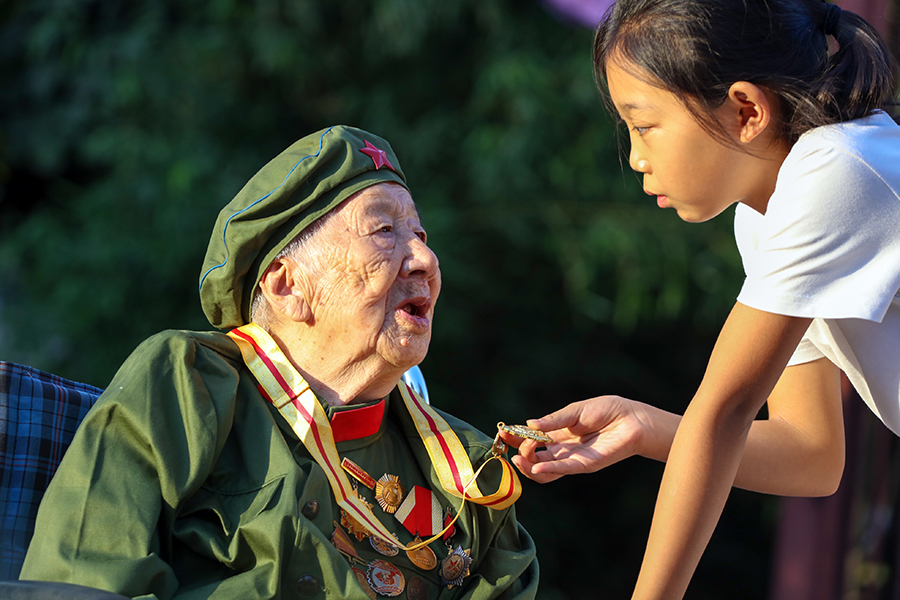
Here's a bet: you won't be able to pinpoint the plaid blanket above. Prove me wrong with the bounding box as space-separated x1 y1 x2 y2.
0 362 103 580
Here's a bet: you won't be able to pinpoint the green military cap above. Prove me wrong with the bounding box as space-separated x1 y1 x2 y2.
199 125 408 330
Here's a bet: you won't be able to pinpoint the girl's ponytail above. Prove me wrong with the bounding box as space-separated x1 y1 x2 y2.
817 2 895 123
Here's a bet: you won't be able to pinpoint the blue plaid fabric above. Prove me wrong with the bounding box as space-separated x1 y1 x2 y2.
0 362 103 580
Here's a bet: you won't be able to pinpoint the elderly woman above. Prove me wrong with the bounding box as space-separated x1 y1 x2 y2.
20 126 538 600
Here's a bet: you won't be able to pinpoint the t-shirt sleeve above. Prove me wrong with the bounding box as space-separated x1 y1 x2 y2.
787 334 827 367
736 138 900 322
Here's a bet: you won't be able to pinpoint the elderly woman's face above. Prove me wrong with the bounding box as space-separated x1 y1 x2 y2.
303 182 441 373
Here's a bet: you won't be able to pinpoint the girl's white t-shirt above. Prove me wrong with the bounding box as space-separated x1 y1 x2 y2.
734 111 900 434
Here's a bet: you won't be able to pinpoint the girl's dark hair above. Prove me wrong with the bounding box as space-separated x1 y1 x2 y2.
594 0 897 145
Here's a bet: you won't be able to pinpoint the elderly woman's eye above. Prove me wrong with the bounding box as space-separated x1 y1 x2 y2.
378 225 393 233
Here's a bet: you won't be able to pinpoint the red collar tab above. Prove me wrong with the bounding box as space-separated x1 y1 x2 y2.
330 399 386 443
359 140 395 171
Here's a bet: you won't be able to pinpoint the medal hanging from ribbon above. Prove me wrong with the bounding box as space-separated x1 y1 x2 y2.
227 323 522 550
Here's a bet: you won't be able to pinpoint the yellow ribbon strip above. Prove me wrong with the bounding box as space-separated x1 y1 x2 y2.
397 382 522 510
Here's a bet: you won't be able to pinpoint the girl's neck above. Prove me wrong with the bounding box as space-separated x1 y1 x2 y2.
741 144 790 215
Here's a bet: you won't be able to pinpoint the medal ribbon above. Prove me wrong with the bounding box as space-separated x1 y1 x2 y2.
227 323 521 550
397 379 521 510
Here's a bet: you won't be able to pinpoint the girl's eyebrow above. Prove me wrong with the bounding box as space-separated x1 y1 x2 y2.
611 99 647 118
619 100 653 113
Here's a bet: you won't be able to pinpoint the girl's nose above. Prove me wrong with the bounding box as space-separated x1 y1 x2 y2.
628 139 650 173
629 146 650 173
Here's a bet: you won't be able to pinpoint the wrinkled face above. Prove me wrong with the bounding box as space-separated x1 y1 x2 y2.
303 182 441 373
606 57 745 223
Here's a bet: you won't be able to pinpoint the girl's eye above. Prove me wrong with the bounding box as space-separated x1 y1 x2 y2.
632 125 650 135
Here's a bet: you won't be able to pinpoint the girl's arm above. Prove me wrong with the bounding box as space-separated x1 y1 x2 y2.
732 352 843 495
511 313 844 498
632 301 820 599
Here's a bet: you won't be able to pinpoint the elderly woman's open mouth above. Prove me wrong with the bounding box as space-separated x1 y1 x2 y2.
397 296 431 329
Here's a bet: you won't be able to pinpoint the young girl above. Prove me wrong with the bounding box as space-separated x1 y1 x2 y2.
504 0 899 597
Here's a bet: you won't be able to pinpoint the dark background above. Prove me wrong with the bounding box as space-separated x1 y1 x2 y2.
2 0 872 597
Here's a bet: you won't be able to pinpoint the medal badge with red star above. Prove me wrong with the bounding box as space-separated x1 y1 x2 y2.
359 140 395 170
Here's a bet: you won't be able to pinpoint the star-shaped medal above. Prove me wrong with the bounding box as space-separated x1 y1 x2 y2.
440 545 472 588
341 508 370 542
375 473 405 514
341 491 374 541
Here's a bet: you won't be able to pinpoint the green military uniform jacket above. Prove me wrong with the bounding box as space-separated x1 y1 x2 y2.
20 331 538 599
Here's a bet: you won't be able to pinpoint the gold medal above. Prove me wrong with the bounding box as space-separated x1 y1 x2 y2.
375 473 405 514
406 537 438 571
496 422 553 443
341 488 372 542
341 508 370 541
440 546 472 588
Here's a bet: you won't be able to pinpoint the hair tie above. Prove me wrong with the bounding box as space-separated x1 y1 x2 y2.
822 2 842 36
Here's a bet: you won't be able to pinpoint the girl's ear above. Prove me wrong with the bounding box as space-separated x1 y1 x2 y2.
258 259 313 324
723 81 776 145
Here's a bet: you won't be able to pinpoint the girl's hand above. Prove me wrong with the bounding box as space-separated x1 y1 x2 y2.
505 396 649 483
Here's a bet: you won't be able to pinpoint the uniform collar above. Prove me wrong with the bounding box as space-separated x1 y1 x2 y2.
327 397 387 443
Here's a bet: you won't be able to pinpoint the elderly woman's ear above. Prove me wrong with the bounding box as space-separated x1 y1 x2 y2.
258 258 313 324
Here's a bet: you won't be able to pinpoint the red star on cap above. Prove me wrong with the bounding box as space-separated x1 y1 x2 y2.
359 140 394 171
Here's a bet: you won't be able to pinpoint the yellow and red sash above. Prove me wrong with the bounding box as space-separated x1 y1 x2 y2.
227 323 521 548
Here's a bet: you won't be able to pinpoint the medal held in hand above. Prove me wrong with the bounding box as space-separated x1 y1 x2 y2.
496 422 553 443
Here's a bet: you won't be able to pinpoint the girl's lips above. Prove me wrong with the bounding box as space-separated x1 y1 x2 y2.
645 189 669 209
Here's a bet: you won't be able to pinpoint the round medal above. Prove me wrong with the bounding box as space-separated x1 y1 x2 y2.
370 534 400 557
406 538 438 570
353 566 377 599
407 576 429 600
366 559 405 597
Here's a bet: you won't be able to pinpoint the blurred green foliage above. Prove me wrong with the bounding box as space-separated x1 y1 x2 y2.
0 0 772 597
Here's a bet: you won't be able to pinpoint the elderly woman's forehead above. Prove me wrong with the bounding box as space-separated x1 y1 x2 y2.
346 184 420 217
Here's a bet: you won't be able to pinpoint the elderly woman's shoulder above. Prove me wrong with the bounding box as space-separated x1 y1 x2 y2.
128 329 241 361
110 329 245 389
97 329 248 428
